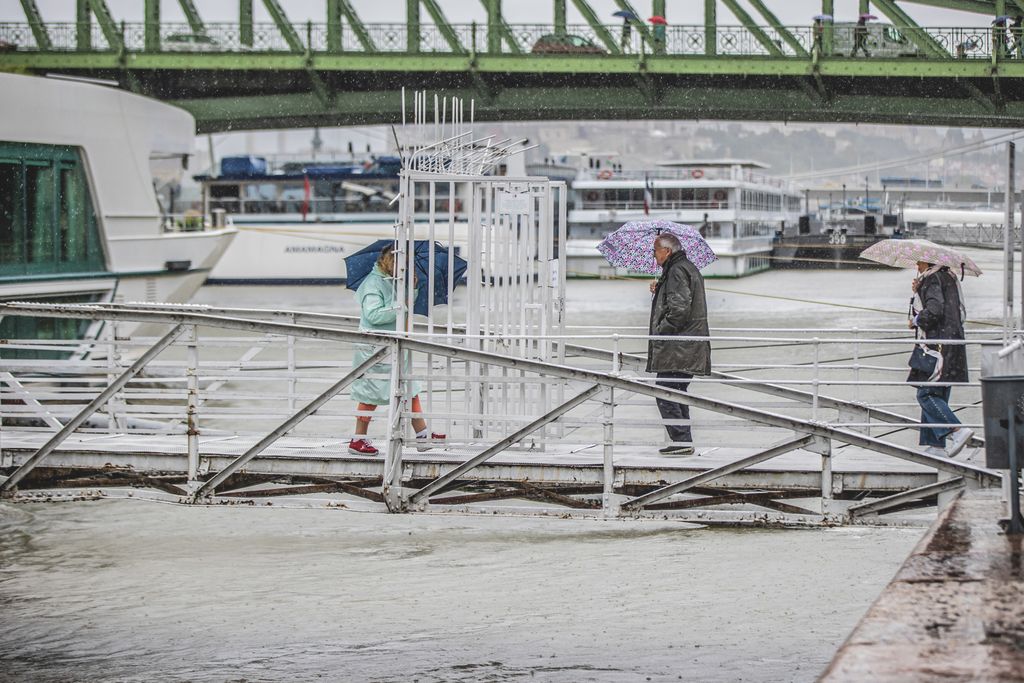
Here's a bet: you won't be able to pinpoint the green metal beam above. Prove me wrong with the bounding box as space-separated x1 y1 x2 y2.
478 0 521 54
747 0 807 57
327 0 342 52
822 0 833 54
420 0 466 54
144 0 159 52
86 0 122 52
407 0 419 53
570 0 621 54
19 0 52 51
860 0 871 15
260 0 304 53
554 0 567 37
240 0 253 48
872 0 951 58
720 0 784 56
76 0 90 51
176 0 205 35
162 81 1024 134
337 0 376 52
705 0 716 56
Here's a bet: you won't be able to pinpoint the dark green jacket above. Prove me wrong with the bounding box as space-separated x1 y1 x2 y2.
646 250 711 375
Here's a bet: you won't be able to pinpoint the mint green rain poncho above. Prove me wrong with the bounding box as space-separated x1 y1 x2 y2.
350 265 421 405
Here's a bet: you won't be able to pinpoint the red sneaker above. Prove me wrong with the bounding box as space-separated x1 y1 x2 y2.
416 432 446 452
347 438 379 456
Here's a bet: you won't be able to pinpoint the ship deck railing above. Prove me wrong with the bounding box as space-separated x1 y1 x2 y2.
0 301 1012 528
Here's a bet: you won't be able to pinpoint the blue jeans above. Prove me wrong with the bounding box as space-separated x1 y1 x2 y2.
917 386 960 447
656 372 693 443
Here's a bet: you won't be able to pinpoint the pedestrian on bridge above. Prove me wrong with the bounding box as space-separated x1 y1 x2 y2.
347 243 444 456
1012 16 1024 58
851 16 870 57
647 233 711 456
909 261 973 458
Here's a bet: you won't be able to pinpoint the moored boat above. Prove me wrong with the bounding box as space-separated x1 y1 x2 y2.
0 73 236 353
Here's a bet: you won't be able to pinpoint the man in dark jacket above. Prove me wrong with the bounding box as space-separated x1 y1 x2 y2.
909 262 972 457
647 233 711 455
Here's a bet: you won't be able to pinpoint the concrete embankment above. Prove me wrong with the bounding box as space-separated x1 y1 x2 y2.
821 488 1024 681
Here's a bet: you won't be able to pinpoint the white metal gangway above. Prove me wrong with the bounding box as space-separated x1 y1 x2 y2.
0 301 1008 527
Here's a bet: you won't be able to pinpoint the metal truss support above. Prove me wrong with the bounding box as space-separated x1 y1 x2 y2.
336 0 376 52
383 342 406 511
721 0 784 56
177 0 205 35
0 324 185 495
144 0 160 51
873 0 950 58
19 0 52 51
822 0 834 54
0 372 63 430
260 0 304 53
85 0 122 52
621 435 816 510
327 0 342 52
240 0 253 48
847 477 966 518
188 346 390 502
705 0 716 55
570 0 621 54
406 0 419 52
748 0 808 57
408 384 603 505
478 0 520 53
421 0 466 54
554 0 566 36
76 0 90 50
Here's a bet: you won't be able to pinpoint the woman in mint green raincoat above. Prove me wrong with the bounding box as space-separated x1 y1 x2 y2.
347 244 443 455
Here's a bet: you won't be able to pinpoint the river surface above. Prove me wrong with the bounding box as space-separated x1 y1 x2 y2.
1 247 1016 682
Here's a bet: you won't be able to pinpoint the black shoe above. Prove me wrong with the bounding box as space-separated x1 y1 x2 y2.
659 444 695 456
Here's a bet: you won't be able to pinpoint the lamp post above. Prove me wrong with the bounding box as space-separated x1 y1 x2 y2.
842 184 846 215
865 176 869 211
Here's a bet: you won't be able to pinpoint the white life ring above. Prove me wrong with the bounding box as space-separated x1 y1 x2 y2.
691 169 705 179
597 169 613 179
713 190 726 201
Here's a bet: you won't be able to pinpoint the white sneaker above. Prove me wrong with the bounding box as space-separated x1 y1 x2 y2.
923 446 946 458
946 428 974 458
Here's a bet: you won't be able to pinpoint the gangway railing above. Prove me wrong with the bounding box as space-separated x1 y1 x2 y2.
0 302 1006 527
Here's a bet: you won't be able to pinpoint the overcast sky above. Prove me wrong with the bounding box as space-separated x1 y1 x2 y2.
6 1 983 27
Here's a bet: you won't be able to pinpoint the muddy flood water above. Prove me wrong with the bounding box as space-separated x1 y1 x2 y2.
2 247 1016 681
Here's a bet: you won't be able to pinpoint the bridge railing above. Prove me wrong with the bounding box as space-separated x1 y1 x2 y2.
0 21 1009 60
0 302 1007 525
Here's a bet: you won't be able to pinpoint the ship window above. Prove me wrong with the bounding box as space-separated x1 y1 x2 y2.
0 161 19 266
0 142 104 278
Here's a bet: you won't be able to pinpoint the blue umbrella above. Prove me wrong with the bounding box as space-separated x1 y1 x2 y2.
344 239 468 316
612 9 639 20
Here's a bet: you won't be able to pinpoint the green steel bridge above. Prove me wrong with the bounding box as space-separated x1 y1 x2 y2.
3 0 1024 131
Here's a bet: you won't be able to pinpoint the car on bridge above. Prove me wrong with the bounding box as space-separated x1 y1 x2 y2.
531 33 605 55
163 32 221 52
830 22 924 57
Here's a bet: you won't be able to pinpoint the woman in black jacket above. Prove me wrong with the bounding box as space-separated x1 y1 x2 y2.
909 261 973 457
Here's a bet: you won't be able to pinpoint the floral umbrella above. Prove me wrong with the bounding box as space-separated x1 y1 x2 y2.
597 219 717 275
859 239 983 277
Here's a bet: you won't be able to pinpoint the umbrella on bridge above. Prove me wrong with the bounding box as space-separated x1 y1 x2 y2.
993 15 1012 24
859 13 878 20
612 9 638 21
597 219 717 275
812 14 833 21
345 239 469 315
648 15 668 25
859 239 983 277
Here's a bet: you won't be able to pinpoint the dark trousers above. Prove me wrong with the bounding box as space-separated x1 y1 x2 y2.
656 371 693 443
